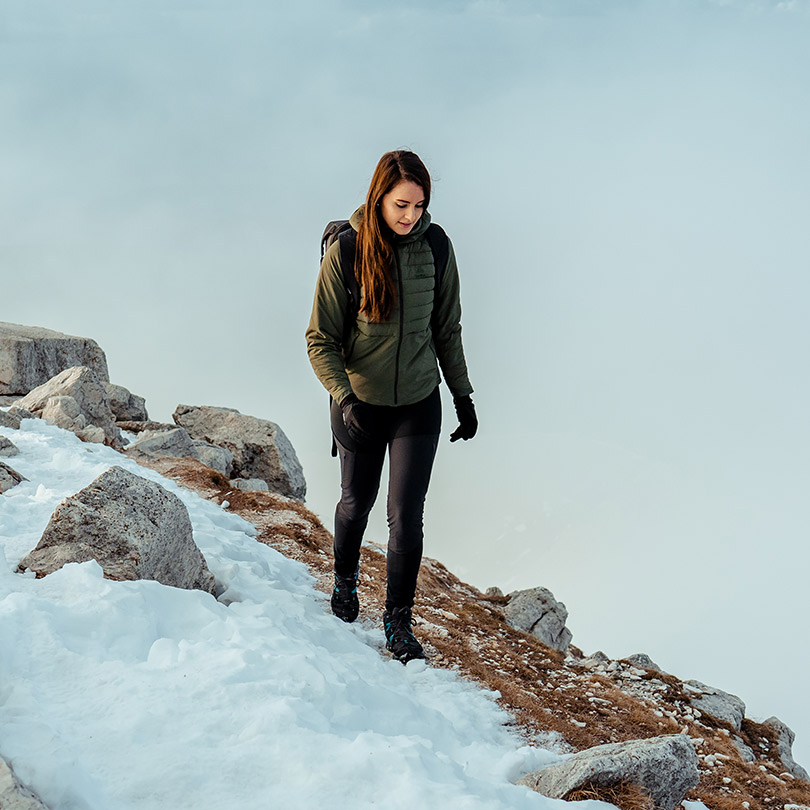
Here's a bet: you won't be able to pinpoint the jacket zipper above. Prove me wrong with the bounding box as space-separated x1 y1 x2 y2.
393 250 404 405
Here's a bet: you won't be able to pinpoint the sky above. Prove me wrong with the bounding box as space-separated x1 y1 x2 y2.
3 0 810 766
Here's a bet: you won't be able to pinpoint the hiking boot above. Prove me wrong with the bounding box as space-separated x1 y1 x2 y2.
383 606 424 663
331 571 359 623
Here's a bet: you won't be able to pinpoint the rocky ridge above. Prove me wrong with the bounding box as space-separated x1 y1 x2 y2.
2 322 809 810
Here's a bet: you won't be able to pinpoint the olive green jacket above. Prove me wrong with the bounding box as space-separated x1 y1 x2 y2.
306 207 474 407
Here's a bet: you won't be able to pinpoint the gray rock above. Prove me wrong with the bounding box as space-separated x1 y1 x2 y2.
764 717 810 781
517 734 699 810
124 428 234 476
17 366 122 448
117 419 176 434
232 478 270 492
0 757 48 810
0 437 19 457
126 427 196 457
0 461 27 494
580 651 610 669
0 322 109 395
684 680 745 731
18 466 215 594
732 735 756 762
7 406 33 421
191 441 233 477
105 382 148 422
173 404 306 500
0 409 22 429
624 653 664 673
503 586 572 651
38 395 105 444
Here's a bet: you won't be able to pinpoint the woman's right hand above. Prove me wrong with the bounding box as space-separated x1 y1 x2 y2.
340 394 375 445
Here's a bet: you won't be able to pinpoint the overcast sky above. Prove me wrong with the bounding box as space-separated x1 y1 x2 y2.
3 0 809 765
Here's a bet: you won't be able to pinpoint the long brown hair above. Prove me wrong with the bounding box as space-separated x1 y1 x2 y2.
357 150 431 323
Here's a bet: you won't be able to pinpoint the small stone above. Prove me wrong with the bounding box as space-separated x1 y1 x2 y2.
0 437 19 457
0 461 26 494
232 478 270 493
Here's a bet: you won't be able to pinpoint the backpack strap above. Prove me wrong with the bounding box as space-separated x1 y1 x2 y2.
425 223 449 290
425 223 450 334
337 229 360 346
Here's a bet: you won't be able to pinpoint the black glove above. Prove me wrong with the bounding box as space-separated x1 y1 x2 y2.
449 395 477 442
340 394 375 445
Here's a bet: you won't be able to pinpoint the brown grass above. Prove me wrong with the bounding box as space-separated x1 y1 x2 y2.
565 781 654 810
130 452 810 810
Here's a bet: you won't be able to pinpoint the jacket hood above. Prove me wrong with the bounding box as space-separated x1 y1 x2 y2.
349 205 432 244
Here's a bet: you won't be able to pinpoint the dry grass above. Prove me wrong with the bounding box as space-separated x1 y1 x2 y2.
565 781 654 810
132 453 810 810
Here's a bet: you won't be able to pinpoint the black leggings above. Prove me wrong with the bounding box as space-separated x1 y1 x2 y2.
331 387 441 611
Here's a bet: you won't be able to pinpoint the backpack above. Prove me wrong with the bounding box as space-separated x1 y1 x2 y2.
319 219 450 345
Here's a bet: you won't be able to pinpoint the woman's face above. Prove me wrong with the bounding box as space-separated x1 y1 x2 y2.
380 180 425 236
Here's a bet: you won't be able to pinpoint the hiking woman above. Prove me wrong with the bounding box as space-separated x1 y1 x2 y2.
306 149 477 662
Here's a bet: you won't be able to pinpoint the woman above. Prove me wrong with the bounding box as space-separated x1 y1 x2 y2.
306 149 477 663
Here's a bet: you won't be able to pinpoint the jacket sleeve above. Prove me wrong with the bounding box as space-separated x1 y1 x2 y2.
305 243 355 406
433 238 474 398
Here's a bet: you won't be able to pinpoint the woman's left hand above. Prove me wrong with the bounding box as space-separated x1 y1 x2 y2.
449 395 477 442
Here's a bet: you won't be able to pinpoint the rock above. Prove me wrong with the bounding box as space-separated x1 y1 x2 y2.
517 734 699 810
7 406 34 421
0 461 27 494
0 437 19 457
732 735 756 763
0 322 109 395
232 478 270 492
191 441 233 477
764 717 810 781
127 427 196 457
173 404 306 500
485 586 504 598
117 419 177 434
18 466 215 594
684 680 745 732
624 653 664 673
125 428 234 476
105 382 148 422
502 586 572 651
0 409 22 429
0 757 49 810
580 650 610 669
17 366 122 448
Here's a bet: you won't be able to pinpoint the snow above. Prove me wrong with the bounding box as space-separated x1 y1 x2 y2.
0 418 596 810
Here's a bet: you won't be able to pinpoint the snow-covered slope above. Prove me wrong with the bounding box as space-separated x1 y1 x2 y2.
0 418 579 810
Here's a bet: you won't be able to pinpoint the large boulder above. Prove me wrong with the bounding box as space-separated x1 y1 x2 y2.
0 757 48 810
518 734 699 810
105 382 148 422
502 586 572 651
173 404 306 500
764 717 809 781
125 427 234 477
18 466 216 594
0 322 109 395
684 680 745 732
0 461 26 494
17 366 122 448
